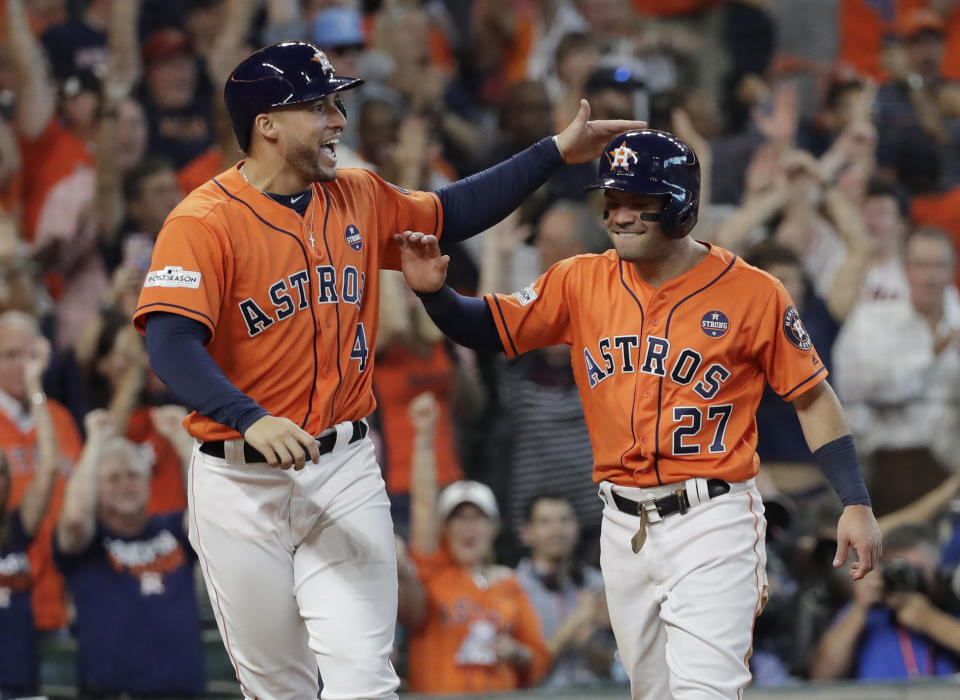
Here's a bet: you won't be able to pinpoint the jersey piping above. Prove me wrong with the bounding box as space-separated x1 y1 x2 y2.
617 259 645 477
135 302 216 329
491 295 520 356
317 185 343 419
653 254 738 484
211 177 320 430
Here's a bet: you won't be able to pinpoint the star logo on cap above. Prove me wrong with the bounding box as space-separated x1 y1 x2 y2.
311 49 333 73
608 142 639 170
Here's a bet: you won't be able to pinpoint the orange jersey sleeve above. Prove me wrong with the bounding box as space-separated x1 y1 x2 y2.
484 245 827 488
133 165 442 441
134 214 227 339
484 256 578 356
407 548 551 694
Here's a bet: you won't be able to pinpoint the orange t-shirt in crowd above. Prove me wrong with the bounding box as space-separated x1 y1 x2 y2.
134 164 442 441
407 547 551 693
18 118 92 242
485 245 826 488
177 146 224 198
125 406 187 514
911 187 960 285
633 0 721 16
372 341 462 494
1 397 83 630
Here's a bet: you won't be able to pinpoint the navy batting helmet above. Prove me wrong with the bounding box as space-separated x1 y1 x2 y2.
587 129 700 239
224 41 364 151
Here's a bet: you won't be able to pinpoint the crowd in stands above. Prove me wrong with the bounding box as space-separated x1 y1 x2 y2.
1 0 960 696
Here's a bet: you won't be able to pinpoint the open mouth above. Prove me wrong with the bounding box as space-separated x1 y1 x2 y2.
319 138 338 163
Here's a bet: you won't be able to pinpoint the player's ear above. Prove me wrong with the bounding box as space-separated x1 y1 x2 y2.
252 112 279 143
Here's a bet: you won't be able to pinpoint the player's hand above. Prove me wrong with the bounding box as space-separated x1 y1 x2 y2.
554 99 647 164
394 231 449 293
243 415 321 470
834 504 882 580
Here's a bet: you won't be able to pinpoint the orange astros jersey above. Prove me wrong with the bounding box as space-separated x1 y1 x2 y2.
484 244 825 487
134 164 442 440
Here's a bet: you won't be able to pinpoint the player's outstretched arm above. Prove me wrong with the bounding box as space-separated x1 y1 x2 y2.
396 232 505 353
793 380 882 580
434 101 646 245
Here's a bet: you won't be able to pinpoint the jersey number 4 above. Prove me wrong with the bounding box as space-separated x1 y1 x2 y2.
351 323 369 371
672 404 733 456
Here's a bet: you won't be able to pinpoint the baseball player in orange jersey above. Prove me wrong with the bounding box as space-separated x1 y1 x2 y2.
397 129 883 699
132 41 645 700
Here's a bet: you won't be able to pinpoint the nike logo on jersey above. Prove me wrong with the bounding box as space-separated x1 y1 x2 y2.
291 194 304 204
583 334 731 399
239 265 366 337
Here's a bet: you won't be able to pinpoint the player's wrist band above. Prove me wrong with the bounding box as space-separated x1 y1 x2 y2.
813 434 871 507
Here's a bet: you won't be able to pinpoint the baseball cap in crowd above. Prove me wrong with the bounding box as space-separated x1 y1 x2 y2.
142 28 194 68
898 9 945 40
312 8 365 50
437 481 500 521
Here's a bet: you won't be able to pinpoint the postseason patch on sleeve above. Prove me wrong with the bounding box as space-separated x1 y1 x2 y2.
512 285 538 306
144 266 202 289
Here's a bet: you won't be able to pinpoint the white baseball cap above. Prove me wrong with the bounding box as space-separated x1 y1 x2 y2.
437 480 499 521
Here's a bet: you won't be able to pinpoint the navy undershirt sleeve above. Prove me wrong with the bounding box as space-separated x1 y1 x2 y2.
414 285 504 352
436 137 564 242
144 313 269 435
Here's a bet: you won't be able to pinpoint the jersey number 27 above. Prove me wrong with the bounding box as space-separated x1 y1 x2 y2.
672 404 733 456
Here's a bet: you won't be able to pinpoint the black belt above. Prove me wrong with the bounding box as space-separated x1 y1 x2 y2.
199 420 368 463
612 478 730 519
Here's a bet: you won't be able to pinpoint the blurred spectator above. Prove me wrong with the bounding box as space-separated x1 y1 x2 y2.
717 146 870 322
524 0 589 91
39 0 110 81
83 311 187 514
100 155 183 272
856 179 912 303
810 525 960 680
0 311 81 633
797 74 867 158
833 227 960 514
404 392 551 693
0 329 56 698
875 8 960 191
54 409 204 697
374 271 484 534
136 28 215 169
550 32 601 131
515 493 616 687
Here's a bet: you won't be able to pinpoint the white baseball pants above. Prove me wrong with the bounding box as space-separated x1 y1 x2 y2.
187 427 399 700
599 478 768 700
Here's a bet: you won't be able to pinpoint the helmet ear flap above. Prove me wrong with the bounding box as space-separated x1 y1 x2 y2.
660 196 698 239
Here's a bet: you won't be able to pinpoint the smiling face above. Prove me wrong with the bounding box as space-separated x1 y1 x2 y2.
443 503 497 568
603 189 673 263
267 94 347 183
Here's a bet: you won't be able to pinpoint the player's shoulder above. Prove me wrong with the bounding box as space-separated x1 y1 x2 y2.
713 244 785 292
328 167 426 198
159 166 246 237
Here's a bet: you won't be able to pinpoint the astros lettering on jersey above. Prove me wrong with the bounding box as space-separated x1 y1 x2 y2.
484 245 825 487
133 165 442 440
